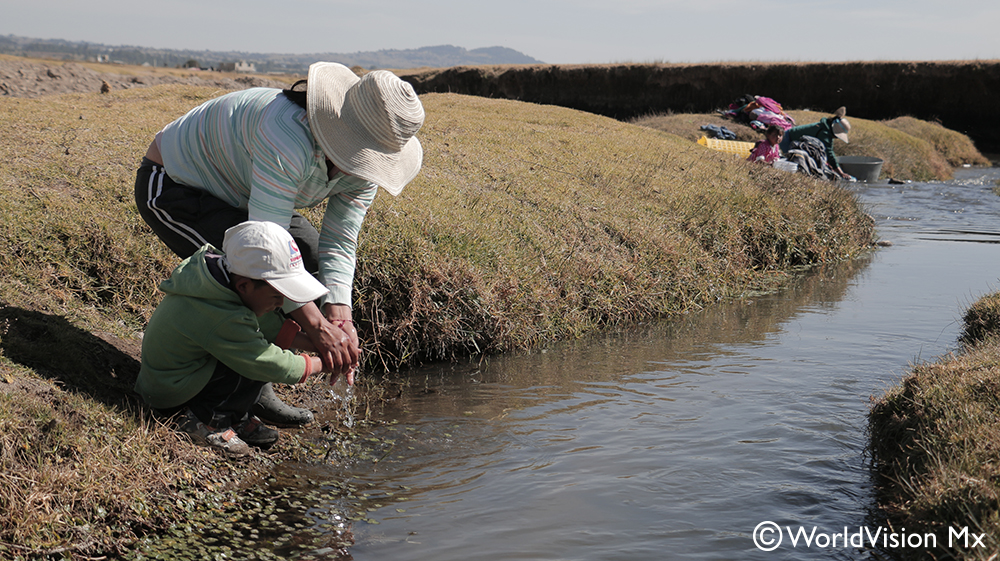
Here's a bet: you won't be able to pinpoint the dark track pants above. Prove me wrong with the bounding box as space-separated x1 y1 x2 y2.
134 157 321 273
156 361 266 428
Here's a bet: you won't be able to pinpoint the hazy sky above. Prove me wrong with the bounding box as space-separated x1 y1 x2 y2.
4 0 999 64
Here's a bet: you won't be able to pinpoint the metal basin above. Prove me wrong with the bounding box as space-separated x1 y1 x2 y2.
839 155 884 182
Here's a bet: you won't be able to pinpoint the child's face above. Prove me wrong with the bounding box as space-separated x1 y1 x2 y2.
766 129 782 145
239 280 285 316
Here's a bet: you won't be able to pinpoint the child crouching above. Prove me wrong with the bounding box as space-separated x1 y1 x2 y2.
135 221 338 457
747 124 784 164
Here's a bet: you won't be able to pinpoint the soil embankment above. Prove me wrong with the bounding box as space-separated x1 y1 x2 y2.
398 61 1000 153
0 56 290 98
7 56 999 153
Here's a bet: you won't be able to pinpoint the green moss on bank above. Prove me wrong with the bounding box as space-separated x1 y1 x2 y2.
0 83 881 557
869 293 1000 560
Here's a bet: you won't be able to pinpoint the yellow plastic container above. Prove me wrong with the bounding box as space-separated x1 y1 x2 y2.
697 136 754 158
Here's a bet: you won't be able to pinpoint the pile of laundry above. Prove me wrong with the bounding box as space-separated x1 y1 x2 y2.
719 95 796 132
785 136 840 181
699 124 737 140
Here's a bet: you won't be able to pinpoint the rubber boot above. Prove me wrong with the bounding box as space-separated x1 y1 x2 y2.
251 383 314 427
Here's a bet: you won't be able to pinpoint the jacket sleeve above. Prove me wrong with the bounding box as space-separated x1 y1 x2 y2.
317 176 377 306
820 119 840 168
202 310 308 385
825 146 840 169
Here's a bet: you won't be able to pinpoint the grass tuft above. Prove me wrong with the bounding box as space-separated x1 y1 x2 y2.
959 292 1000 346
869 291 1000 560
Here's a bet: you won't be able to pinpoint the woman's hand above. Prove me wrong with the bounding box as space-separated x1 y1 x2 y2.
288 303 359 384
324 303 359 385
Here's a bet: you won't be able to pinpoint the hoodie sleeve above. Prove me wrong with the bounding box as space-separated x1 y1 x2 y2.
202 310 308 385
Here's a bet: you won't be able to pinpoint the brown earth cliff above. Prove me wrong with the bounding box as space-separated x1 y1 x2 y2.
398 61 1000 153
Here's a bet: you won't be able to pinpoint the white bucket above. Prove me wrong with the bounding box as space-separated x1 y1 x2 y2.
773 159 798 173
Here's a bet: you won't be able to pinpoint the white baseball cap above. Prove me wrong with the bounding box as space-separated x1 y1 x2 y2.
222 221 329 303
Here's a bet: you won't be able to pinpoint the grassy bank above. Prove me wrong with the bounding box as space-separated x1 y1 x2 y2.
0 81 883 557
869 292 1000 560
633 110 991 182
353 96 879 368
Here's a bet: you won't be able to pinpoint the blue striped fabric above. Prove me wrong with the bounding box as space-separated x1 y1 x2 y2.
158 88 378 306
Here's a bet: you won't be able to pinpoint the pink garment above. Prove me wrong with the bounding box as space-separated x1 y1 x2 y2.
750 108 795 130
747 140 781 163
752 96 784 114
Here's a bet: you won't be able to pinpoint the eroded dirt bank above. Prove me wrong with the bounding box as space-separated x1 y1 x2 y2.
0 57 290 98
399 61 1000 152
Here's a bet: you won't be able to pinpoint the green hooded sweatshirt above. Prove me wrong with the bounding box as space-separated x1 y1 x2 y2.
135 245 308 410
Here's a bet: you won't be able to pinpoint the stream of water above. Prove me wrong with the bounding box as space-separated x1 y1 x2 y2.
273 167 1000 560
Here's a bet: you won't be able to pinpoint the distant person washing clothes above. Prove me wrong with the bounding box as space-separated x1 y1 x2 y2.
134 62 425 425
779 106 854 179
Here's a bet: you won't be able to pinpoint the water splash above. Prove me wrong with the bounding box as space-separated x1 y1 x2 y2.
328 375 356 428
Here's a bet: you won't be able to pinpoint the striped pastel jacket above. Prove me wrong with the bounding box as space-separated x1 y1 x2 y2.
158 87 377 307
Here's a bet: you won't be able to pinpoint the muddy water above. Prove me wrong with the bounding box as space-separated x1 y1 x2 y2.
277 168 1000 560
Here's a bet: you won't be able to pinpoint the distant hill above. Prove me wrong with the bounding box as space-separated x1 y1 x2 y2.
325 45 544 69
0 35 544 73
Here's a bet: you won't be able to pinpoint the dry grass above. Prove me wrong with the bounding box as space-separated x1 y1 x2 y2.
0 83 880 556
869 293 1000 560
0 360 232 558
354 94 875 367
959 293 1000 345
881 116 993 168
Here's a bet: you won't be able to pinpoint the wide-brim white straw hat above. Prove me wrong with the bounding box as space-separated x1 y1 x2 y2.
832 118 851 143
832 106 850 143
307 62 424 196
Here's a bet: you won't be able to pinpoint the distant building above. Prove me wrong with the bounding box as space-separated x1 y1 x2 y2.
219 61 256 73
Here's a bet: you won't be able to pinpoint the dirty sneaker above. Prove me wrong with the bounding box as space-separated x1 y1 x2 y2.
233 415 280 448
203 428 251 457
176 408 250 457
